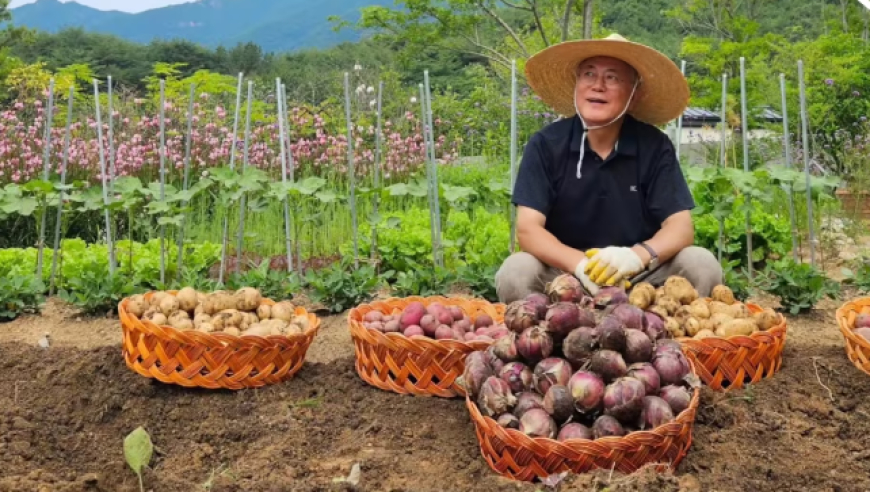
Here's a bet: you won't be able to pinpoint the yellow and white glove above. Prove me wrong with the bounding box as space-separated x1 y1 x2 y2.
573 257 601 296
585 247 644 287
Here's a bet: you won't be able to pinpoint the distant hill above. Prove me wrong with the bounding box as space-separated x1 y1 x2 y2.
10 0 391 52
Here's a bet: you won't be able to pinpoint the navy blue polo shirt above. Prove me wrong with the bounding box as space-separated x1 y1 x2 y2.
512 114 695 251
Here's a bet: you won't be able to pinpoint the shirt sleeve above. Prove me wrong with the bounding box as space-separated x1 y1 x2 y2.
512 133 555 216
644 138 696 225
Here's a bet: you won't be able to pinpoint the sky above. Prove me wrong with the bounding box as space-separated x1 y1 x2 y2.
9 0 194 13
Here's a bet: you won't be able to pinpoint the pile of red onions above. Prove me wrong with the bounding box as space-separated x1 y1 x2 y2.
463 280 696 441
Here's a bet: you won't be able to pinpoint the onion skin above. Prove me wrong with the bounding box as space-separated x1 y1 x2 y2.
610 304 646 331
519 408 558 439
624 328 654 364
594 287 629 308
659 385 692 415
500 362 533 394
484 346 506 374
504 300 540 333
516 325 554 365
524 292 550 320
477 376 518 417
603 376 646 423
497 413 520 429
544 302 582 340
589 350 628 383
597 316 627 353
533 357 573 395
543 385 574 424
568 370 605 414
491 332 519 363
514 392 546 418
654 339 683 358
592 415 626 439
626 362 661 396
562 327 599 367
557 423 593 441
638 395 675 430
463 351 495 398
546 274 585 303
644 312 667 341
652 351 690 386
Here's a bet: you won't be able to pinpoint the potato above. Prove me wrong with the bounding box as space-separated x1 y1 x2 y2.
223 327 241 336
709 301 735 317
663 276 699 305
196 292 206 304
694 329 716 339
716 318 757 338
193 313 211 328
687 299 711 319
291 315 310 332
127 295 149 318
629 282 656 310
158 295 180 317
257 304 272 320
710 313 733 330
197 322 216 333
202 293 235 315
242 323 272 337
176 287 199 312
194 304 205 316
699 318 715 333
233 287 263 312
655 295 681 316
171 318 194 331
150 291 170 307
271 301 296 322
665 317 684 337
285 323 304 336
649 305 670 321
683 316 701 337
753 309 779 331
655 286 666 299
673 306 693 325
149 312 168 326
730 303 751 319
240 312 259 330
711 285 736 305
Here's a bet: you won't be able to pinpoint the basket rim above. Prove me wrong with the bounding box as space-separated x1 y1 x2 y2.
464 350 702 447
347 295 505 351
835 296 870 350
119 290 320 342
677 301 787 345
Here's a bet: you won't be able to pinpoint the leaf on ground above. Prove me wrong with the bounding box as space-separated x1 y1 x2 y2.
124 426 153 475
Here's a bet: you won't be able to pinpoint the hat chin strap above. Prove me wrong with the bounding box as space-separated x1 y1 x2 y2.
574 78 640 179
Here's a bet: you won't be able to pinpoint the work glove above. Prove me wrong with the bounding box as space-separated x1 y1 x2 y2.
573 257 601 296
584 247 644 287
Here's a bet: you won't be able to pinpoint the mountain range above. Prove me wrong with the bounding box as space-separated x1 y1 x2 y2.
10 0 391 52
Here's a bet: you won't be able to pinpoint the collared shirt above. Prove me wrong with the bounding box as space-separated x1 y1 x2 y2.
512 114 695 252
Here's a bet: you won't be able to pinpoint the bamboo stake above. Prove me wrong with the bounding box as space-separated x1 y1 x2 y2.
49 86 74 294
235 80 254 274
509 59 518 253
424 70 442 267
798 60 817 266
281 83 302 273
344 72 359 268
718 72 727 263
36 78 55 279
276 77 293 273
93 78 115 276
158 79 166 284
219 72 244 284
740 57 753 278
779 73 799 261
372 80 383 263
176 83 196 278
419 83 437 267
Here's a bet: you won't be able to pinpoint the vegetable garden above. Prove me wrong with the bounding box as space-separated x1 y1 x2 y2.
0 53 870 492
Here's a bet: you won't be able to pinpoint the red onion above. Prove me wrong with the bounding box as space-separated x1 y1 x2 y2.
514 392 545 418
543 385 574 424
504 300 539 333
594 286 628 308
592 415 626 439
544 302 582 339
546 274 584 303
654 339 683 358
603 377 646 423
610 304 645 330
477 376 517 417
499 362 533 393
463 351 494 398
557 423 593 441
484 346 505 374
644 312 666 341
496 413 520 429
519 408 557 438
524 292 550 320
568 369 605 414
652 352 690 386
638 395 675 430
597 316 627 352
659 385 692 414
624 328 653 364
562 327 599 367
589 350 627 383
516 326 554 364
626 362 661 395
491 332 519 363
533 357 573 395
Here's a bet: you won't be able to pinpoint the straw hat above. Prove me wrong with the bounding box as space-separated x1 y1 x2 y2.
524 33 689 126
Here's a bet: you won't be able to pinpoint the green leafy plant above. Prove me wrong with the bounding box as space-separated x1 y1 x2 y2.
721 259 753 302
305 259 383 313
388 266 457 297
225 259 304 301
842 256 870 293
124 426 153 492
756 258 841 314
58 261 145 314
0 273 45 321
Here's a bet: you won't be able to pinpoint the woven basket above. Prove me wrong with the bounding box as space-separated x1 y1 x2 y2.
836 297 870 377
119 291 320 390
678 302 787 391
347 296 505 398
466 356 701 482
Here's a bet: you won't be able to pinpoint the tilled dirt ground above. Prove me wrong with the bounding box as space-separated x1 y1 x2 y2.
0 298 869 491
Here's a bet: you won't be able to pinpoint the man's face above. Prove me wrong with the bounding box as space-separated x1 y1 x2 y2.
573 56 638 126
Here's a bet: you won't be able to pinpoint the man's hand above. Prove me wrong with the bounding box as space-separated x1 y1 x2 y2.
585 247 644 286
573 257 600 296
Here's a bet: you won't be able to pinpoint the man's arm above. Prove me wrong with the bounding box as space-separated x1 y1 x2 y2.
516 205 587 273
630 210 695 268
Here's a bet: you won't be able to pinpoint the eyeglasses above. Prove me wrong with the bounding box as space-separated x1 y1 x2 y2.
576 70 633 89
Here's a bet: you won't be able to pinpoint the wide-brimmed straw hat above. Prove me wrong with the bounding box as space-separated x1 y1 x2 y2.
524 33 689 126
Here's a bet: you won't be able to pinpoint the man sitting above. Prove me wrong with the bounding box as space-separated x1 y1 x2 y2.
495 34 722 304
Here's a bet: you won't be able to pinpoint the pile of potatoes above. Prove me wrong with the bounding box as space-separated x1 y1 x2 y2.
628 276 779 340
125 287 310 337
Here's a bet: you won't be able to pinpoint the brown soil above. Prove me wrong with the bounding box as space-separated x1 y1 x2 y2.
0 298 869 491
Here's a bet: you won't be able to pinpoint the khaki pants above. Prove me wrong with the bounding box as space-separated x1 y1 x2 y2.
494 246 723 305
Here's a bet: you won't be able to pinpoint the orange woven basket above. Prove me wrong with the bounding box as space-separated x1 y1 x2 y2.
466 355 702 482
678 302 787 391
835 296 870 377
347 296 505 398
119 291 320 390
